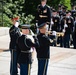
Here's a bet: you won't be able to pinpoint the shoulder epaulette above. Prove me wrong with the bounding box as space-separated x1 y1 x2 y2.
46 5 50 8
24 36 30 48
9 29 15 33
71 16 74 19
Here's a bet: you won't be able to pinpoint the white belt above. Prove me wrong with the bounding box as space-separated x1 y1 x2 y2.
21 50 33 53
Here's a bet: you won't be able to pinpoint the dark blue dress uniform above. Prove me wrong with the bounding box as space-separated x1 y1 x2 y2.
61 16 74 48
71 10 76 20
36 23 51 75
73 22 76 49
58 10 63 19
52 16 60 31
9 25 21 75
16 25 39 75
36 4 51 30
50 10 60 46
51 14 60 46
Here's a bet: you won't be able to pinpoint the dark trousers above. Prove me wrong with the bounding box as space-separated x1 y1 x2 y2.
57 36 64 47
49 35 56 46
72 34 76 49
20 63 31 75
73 40 76 49
38 59 49 75
63 34 70 48
10 49 18 75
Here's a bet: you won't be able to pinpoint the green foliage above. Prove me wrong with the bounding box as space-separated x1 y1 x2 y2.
3 3 13 17
65 0 71 10
24 15 35 25
47 0 61 9
0 15 2 26
3 14 12 27
24 0 40 16
4 0 25 18
2 0 36 27
60 0 71 10
20 14 35 26
2 0 25 27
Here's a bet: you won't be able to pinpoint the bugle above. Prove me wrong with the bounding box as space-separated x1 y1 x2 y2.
46 31 64 37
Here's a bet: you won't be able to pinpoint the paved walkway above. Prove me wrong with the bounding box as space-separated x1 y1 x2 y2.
0 35 10 50
0 27 9 36
0 34 76 75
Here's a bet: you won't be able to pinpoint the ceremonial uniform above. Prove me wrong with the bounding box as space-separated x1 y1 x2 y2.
61 16 74 48
36 23 52 75
57 4 63 18
58 10 62 17
66 16 74 32
51 15 60 32
73 21 76 49
50 10 60 46
71 9 76 21
36 4 51 30
16 25 39 75
9 18 21 75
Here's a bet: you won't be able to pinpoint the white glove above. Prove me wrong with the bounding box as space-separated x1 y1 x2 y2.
63 29 65 32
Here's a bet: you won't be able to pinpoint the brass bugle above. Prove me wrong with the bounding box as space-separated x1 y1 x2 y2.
56 32 64 37
46 31 64 37
46 31 52 35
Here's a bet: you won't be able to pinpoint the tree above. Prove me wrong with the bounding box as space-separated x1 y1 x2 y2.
60 0 71 10
47 0 61 9
65 0 71 10
2 0 35 27
24 0 40 16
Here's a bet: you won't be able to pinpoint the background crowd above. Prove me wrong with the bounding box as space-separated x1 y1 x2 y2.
49 4 76 49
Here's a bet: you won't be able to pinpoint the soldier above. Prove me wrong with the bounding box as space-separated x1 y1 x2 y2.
61 11 74 48
9 17 21 75
16 24 39 75
57 4 63 19
73 23 76 49
50 9 60 46
62 6 67 17
73 16 76 49
36 23 53 75
51 9 60 32
36 0 51 31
